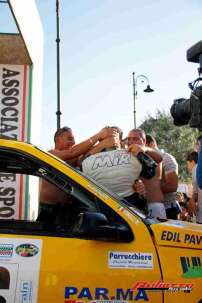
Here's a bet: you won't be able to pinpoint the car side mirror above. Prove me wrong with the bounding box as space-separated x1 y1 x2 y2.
72 212 133 242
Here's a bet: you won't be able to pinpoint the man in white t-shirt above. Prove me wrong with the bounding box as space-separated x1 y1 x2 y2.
161 152 179 219
82 129 158 211
82 148 142 198
82 127 157 213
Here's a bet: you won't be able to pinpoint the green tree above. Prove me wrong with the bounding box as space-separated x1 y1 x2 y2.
140 110 199 181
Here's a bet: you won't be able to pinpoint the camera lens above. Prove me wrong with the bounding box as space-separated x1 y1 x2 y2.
170 98 191 126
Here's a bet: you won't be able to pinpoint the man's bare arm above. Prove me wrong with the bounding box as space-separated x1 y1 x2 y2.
51 128 117 160
145 147 162 163
128 144 162 163
85 136 120 156
188 194 198 215
161 171 178 193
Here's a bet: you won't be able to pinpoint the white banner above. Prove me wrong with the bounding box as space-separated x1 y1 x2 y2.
0 64 31 219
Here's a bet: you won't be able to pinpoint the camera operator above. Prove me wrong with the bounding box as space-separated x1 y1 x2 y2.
170 40 202 223
170 41 202 132
195 137 202 223
195 135 202 190
197 136 202 186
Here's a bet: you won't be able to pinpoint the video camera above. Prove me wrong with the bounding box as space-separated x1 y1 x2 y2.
170 41 202 131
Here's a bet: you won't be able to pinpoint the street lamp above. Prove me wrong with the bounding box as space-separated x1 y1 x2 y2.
132 72 154 128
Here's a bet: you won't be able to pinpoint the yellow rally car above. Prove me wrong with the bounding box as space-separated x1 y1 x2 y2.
0 139 201 303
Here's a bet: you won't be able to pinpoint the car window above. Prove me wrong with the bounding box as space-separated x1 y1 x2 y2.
0 148 130 237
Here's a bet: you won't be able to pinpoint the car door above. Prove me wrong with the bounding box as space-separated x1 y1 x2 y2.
151 222 202 303
0 142 163 303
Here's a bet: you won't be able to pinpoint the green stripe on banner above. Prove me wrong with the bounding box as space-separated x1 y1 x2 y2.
27 65 33 143
24 175 29 220
24 66 33 219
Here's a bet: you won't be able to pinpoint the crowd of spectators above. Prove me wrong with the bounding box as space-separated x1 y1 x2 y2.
38 126 202 224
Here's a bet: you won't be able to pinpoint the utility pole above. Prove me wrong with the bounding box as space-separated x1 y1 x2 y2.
56 0 62 130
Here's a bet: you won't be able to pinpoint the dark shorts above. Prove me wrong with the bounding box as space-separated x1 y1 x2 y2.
166 207 179 220
124 193 148 213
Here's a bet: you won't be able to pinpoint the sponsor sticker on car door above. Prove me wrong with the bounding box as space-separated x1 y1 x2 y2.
0 238 42 303
108 251 153 269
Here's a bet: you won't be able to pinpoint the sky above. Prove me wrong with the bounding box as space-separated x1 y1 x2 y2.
1 0 202 150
